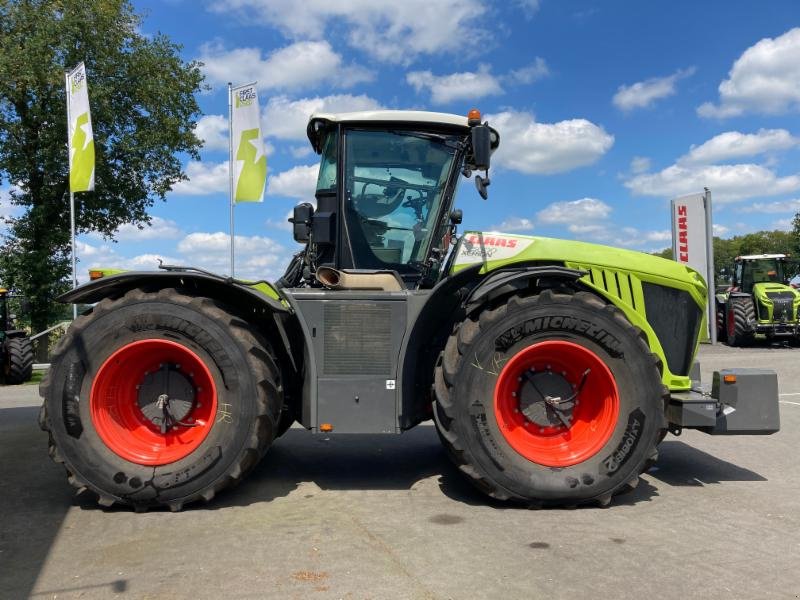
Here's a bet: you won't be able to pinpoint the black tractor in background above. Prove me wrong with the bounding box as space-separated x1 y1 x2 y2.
0 287 34 384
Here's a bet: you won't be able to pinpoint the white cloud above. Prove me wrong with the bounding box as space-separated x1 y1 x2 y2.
630 156 651 174
209 0 488 64
537 197 612 224
195 115 228 151
113 217 183 242
507 57 550 85
738 199 800 213
76 231 292 283
199 40 372 91
713 223 730 237
171 161 228 195
679 129 799 165
75 240 180 282
613 67 695 111
553 221 674 250
267 164 318 200
625 163 800 203
642 230 672 243
262 94 383 141
493 216 534 232
515 0 541 17
772 218 794 231
178 232 289 279
266 209 295 232
406 65 503 104
487 111 614 175
698 28 800 118
290 145 313 159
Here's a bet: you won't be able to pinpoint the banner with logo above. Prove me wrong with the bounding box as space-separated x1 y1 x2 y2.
66 62 95 192
230 83 266 203
671 191 716 341
670 193 708 278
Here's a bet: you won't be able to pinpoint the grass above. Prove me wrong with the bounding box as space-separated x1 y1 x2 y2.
25 370 46 386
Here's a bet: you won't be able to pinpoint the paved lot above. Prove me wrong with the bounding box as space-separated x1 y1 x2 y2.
1 344 799 600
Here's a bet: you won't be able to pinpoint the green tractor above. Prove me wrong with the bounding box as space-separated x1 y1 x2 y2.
40 110 780 511
0 287 34 384
716 254 800 346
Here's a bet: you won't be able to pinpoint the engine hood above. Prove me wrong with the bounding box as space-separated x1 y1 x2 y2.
452 231 705 290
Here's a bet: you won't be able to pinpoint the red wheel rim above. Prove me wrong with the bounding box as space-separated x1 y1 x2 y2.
90 339 218 466
493 340 619 467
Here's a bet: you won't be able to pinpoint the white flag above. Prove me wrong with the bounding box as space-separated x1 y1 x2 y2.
66 62 95 192
230 83 266 203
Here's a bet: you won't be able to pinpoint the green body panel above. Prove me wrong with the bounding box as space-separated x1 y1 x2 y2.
752 282 800 323
243 280 285 304
452 233 707 391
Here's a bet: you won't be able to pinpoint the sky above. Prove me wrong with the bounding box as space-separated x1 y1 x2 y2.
9 0 800 281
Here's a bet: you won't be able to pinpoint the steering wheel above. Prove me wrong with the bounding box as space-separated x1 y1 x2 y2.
352 175 407 218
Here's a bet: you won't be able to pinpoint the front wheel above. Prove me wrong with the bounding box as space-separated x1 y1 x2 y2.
434 291 666 507
727 297 755 347
39 288 283 511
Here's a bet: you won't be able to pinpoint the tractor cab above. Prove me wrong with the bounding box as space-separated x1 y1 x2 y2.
283 110 498 289
732 254 790 293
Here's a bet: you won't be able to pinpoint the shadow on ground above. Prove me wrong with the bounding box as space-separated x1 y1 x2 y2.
0 406 82 598
648 439 767 486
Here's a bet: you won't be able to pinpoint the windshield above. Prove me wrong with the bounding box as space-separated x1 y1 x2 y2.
740 259 787 292
343 129 457 268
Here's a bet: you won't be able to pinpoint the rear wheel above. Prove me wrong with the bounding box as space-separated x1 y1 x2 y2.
4 336 33 384
434 291 666 507
726 297 755 347
39 288 283 511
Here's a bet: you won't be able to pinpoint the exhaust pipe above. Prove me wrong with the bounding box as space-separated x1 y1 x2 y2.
316 267 403 292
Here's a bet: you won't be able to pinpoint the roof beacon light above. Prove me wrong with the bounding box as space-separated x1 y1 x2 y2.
467 108 482 126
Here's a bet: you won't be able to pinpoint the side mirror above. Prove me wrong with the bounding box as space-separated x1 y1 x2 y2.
471 124 491 171
475 175 490 200
289 203 314 243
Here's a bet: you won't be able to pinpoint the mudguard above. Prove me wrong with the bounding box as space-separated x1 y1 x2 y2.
60 269 289 314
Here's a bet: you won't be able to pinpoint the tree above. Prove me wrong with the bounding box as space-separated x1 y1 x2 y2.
0 0 204 358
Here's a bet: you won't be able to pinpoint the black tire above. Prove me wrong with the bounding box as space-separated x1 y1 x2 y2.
727 297 755 347
716 303 727 344
433 290 667 507
4 336 34 384
39 288 283 511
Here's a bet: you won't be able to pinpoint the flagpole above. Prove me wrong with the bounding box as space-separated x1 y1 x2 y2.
65 70 77 320
228 82 235 277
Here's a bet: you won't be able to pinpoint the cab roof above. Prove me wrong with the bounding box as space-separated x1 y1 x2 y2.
736 254 788 260
306 110 495 153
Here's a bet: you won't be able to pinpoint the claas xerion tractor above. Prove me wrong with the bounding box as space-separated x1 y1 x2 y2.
0 287 34 384
40 109 780 511
716 254 800 346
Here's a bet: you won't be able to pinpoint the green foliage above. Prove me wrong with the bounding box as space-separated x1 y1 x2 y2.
0 0 204 347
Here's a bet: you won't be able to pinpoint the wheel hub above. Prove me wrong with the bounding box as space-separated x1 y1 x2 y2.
518 368 576 429
137 363 196 430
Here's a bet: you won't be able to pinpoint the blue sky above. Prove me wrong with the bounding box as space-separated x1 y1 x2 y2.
36 1 800 280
